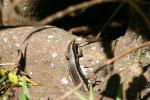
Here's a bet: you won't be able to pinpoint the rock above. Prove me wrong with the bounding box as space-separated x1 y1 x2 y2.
113 30 150 100
0 26 106 100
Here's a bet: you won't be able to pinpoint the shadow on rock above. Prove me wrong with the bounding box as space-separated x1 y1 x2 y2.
126 75 149 100
100 74 121 100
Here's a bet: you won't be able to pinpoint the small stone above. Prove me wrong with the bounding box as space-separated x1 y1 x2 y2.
3 37 8 42
52 52 57 58
91 46 96 51
47 35 54 39
60 78 68 85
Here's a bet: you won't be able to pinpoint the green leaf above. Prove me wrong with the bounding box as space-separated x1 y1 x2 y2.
68 87 86 100
116 81 123 100
22 76 30 99
0 75 7 84
19 94 29 100
73 91 86 100
89 83 94 100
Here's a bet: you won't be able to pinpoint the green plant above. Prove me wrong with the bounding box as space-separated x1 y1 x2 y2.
72 83 94 100
116 80 123 100
19 76 30 100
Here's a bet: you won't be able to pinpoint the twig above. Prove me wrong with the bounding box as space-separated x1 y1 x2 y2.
79 2 125 46
93 40 150 74
0 63 16 66
56 82 84 100
38 0 118 25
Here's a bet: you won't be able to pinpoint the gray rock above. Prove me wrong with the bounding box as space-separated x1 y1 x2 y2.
0 26 104 100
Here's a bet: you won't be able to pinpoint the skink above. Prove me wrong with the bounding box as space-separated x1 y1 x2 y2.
67 39 89 91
